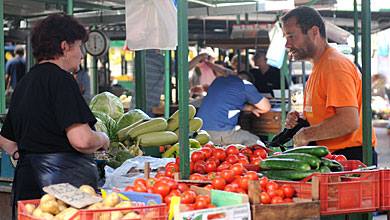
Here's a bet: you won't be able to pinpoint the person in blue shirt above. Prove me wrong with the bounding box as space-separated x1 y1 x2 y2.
197 70 271 146
5 45 26 94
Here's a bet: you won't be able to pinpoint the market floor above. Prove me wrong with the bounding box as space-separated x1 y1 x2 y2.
373 126 390 220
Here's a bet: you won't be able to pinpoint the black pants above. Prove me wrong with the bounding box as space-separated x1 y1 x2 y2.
12 152 98 219
333 146 378 166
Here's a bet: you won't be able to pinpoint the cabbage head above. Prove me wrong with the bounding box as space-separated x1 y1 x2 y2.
95 118 108 134
90 92 124 121
93 111 118 141
116 109 150 131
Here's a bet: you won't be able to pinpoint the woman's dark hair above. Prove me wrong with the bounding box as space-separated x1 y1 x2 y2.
31 14 88 62
281 6 326 39
237 71 255 83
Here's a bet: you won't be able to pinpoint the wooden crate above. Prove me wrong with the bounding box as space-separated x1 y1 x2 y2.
239 111 283 135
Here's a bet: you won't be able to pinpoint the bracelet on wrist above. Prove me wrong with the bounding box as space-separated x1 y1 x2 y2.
11 150 19 160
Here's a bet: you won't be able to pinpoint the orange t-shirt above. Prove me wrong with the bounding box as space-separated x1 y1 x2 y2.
303 47 376 151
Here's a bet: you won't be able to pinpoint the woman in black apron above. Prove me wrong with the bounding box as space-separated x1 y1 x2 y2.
0 14 110 219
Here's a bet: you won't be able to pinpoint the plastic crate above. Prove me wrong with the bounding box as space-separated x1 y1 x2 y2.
380 169 390 210
339 160 367 171
315 170 380 215
18 199 168 220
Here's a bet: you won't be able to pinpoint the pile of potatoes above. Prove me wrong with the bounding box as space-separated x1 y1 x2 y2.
22 185 142 220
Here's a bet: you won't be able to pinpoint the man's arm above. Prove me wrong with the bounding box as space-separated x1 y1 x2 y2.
243 98 271 117
293 106 359 146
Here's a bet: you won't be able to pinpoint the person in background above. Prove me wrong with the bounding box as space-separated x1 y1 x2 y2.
230 54 253 73
0 14 110 218
74 64 92 102
5 45 26 95
197 70 271 146
145 49 165 116
250 50 289 94
281 6 377 163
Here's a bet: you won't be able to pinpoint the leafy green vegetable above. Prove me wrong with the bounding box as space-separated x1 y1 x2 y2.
93 111 118 141
90 92 124 121
116 109 150 131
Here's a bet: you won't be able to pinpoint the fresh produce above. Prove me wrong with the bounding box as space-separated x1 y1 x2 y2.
260 158 311 171
282 146 329 157
116 109 150 131
128 117 168 139
194 130 210 145
260 170 316 181
320 158 344 172
116 119 143 142
90 91 124 121
137 131 178 147
166 105 196 131
269 152 321 169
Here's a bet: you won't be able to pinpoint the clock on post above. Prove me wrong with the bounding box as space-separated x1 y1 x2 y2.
84 30 109 56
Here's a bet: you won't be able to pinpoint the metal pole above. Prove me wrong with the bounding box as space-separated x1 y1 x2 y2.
0 0 4 114
177 0 190 179
353 0 359 66
245 13 249 71
135 50 146 111
164 51 171 119
280 54 288 129
362 0 372 167
91 56 98 95
236 15 241 72
67 0 73 15
301 61 306 88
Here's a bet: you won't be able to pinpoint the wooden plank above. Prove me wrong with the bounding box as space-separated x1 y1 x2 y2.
251 200 320 220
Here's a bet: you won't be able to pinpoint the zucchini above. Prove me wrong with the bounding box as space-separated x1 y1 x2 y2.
260 158 311 171
194 130 210 145
166 105 196 131
269 153 321 169
282 146 330 157
117 119 144 142
128 118 167 139
320 158 344 172
137 131 178 147
174 117 203 136
189 138 201 149
261 170 316 181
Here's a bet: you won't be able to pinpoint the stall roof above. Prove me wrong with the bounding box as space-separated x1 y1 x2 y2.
4 0 390 46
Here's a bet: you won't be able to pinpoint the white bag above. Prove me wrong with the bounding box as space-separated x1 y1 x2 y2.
125 0 177 50
266 22 287 69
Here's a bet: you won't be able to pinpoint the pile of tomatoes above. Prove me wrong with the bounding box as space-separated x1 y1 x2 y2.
258 176 296 204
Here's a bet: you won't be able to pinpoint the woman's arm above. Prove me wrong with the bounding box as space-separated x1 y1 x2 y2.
66 123 109 154
204 61 235 77
0 135 19 159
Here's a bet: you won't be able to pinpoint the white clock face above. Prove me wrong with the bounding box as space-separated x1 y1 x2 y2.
85 31 108 56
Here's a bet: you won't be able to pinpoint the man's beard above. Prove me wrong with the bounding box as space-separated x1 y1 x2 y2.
288 41 315 61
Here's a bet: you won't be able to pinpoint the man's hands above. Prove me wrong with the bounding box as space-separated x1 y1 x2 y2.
285 111 300 129
293 127 310 146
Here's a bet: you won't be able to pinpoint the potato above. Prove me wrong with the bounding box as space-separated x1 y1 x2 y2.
24 203 36 215
114 201 133 214
87 202 104 210
32 207 44 217
110 211 123 220
40 200 60 215
40 212 54 220
103 192 121 207
41 194 56 203
56 200 68 212
79 185 97 196
55 207 78 220
121 212 140 219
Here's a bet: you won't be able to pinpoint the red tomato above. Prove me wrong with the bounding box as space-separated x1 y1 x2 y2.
181 190 197 204
133 183 147 192
124 185 134 192
250 158 262 166
155 171 165 179
212 148 227 161
324 153 333 159
225 145 239 155
281 184 295 198
175 156 180 165
212 177 226 190
177 183 190 192
274 189 285 199
191 151 206 162
240 147 253 156
333 154 347 162
134 178 147 187
205 160 218 173
165 169 174 178
266 181 279 192
259 176 269 189
271 196 284 204
165 162 179 173
146 178 157 188
207 172 219 180
194 199 209 210
220 170 235 183
239 176 249 191
253 148 268 159
204 184 214 190
224 184 238 192
200 147 213 158
207 156 221 165
238 158 249 165
230 163 245 176
260 192 271 204
196 195 211 204
203 143 215 149
217 163 231 172
193 161 206 174
152 181 171 197
237 153 248 160
284 198 293 203
226 154 239 164
246 171 259 180
189 173 205 181
235 188 247 194
249 155 261 162
164 193 174 204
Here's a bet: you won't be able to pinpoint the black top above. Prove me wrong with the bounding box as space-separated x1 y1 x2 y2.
1 63 96 154
250 66 289 94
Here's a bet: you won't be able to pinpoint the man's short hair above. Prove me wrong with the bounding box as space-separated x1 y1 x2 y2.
254 49 267 60
14 45 24 56
238 71 255 83
281 6 326 39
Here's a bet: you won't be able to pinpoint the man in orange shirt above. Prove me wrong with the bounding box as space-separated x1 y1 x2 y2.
281 6 377 164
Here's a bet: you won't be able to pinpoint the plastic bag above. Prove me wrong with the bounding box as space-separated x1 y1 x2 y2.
266 22 287 69
103 156 175 189
125 0 177 50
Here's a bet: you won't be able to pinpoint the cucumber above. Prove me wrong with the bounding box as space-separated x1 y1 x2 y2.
128 118 167 139
137 131 178 147
319 165 331 173
320 158 344 172
269 153 321 169
282 146 330 157
166 105 196 131
260 158 311 171
261 170 316 181
194 130 210 145
116 119 143 142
